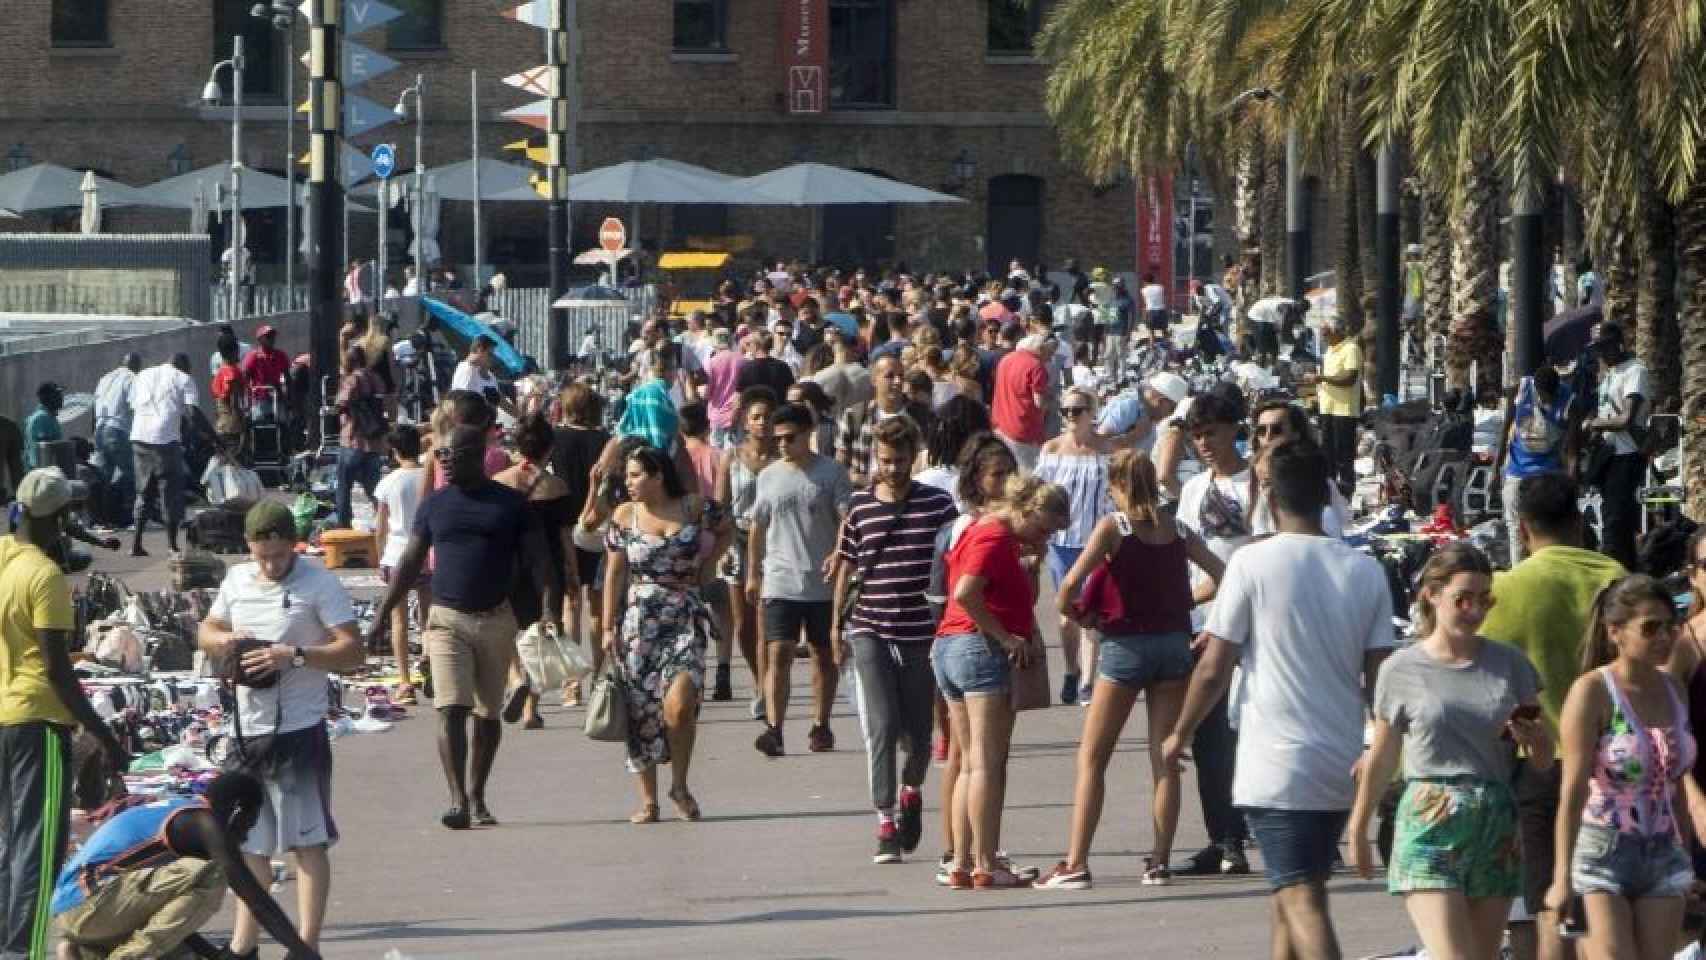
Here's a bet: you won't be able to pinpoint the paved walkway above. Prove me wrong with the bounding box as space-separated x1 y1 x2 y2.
85 532 1414 959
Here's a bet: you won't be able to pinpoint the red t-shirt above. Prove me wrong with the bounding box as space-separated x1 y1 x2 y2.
240 347 290 401
936 517 1035 640
210 365 244 402
990 349 1048 443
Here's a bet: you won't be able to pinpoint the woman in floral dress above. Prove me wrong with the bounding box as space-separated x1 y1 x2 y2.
603 444 732 823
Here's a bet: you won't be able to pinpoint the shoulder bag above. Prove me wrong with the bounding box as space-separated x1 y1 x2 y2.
839 484 914 629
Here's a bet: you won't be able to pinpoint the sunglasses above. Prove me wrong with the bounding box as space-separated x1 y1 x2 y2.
1061 406 1091 417
1253 422 1290 438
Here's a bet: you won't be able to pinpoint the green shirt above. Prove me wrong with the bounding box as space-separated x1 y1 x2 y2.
22 407 61 471
1481 545 1625 730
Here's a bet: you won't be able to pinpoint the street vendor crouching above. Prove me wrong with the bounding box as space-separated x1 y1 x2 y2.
52 772 320 960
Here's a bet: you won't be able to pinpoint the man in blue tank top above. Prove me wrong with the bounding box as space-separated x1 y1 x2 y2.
52 772 318 960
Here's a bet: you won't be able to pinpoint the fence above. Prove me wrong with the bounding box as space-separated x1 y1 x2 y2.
497 285 658 363
208 284 310 325
0 234 211 321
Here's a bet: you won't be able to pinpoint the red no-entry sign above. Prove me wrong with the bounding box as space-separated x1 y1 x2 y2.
598 217 626 252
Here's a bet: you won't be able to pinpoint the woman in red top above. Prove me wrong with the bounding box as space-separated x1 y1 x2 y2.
934 474 1069 889
210 341 249 457
1038 450 1224 891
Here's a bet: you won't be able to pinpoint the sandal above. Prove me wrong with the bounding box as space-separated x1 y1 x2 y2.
394 684 419 706
629 804 660 825
669 787 702 822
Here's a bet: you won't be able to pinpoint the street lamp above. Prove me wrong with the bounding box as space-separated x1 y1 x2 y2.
395 74 426 299
253 2 297 296
204 35 245 325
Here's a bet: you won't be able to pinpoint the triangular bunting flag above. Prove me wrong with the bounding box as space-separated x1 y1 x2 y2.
502 99 550 131
503 66 551 97
298 40 400 86
500 1 550 28
292 144 376 185
344 94 397 137
344 0 402 35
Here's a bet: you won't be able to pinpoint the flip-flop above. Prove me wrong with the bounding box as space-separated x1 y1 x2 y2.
629 804 660 824
441 808 471 830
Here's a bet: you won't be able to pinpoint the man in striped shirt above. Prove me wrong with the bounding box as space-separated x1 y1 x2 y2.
833 417 958 864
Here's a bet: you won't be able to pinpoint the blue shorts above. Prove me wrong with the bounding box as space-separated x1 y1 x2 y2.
931 632 1010 702
1047 545 1085 588
1243 807 1349 890
1097 632 1193 689
1571 823 1693 899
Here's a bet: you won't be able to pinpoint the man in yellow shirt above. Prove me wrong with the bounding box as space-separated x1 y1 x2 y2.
1313 316 1363 497
0 469 126 960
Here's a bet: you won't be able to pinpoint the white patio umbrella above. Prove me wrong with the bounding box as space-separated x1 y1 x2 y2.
567 160 747 204
139 162 291 210
732 163 966 206
0 163 158 212
353 157 538 202
409 182 441 265
79 171 101 234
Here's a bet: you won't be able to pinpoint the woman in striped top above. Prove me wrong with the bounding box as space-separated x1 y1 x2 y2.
1032 387 1114 705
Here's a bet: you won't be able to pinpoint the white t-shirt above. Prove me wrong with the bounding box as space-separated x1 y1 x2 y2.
373 465 426 566
451 359 498 396
1204 534 1395 811
210 558 357 736
1597 358 1651 456
1141 283 1168 311
1249 482 1350 538
1175 467 1254 630
915 465 962 511
1248 296 1289 326
129 364 198 446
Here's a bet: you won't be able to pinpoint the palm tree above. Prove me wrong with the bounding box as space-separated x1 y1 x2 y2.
1419 182 1454 364
1679 178 1706 519
1448 152 1502 397
1637 179 1680 407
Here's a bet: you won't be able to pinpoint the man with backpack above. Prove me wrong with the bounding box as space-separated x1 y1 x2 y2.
1492 366 1574 565
334 345 388 529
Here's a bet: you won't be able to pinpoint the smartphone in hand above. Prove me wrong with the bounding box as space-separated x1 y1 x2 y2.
1558 895 1588 940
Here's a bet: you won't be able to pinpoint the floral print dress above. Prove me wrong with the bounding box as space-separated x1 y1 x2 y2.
606 498 723 772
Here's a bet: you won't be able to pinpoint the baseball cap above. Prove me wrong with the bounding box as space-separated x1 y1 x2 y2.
243 501 299 542
16 468 86 518
1147 371 1190 408
255 324 277 339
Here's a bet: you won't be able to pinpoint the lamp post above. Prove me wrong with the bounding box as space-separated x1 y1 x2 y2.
306 0 342 423
252 2 296 297
203 35 245 325
395 74 426 300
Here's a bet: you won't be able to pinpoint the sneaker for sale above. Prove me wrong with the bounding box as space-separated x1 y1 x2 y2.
873 821 903 864
754 725 785 758
1141 857 1173 886
897 787 923 853
1059 672 1080 705
1174 843 1226 876
1221 839 1252 875
973 867 1031 889
807 723 835 753
712 664 733 702
931 733 950 766
1034 861 1092 890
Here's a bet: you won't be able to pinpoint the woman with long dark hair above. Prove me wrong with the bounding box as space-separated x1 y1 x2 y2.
603 445 731 823
495 413 578 729
715 386 779 718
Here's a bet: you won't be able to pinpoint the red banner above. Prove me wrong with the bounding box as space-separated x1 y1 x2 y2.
1134 174 1175 306
781 0 828 114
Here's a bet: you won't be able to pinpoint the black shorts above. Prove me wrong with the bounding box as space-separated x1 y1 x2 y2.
761 599 832 650
573 547 601 590
1254 321 1280 356
1145 309 1170 333
1514 759 1561 914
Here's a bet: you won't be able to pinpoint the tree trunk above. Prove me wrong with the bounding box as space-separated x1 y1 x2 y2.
1636 176 1680 408
1421 181 1453 369
1448 152 1502 398
1262 137 1285 297
1679 176 1706 520
1599 189 1637 334
1235 135 1263 304
1336 96 1365 335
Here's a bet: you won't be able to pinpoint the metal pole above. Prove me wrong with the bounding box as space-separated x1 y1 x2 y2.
284 26 295 295
412 73 426 299
547 0 571 365
307 0 343 397
1375 142 1401 399
378 173 388 314
1285 125 1306 300
471 69 483 290
1511 173 1546 380
230 35 245 325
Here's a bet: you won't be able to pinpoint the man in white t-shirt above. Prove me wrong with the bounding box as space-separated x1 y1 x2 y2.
128 354 198 557
1168 387 1254 876
1245 296 1295 364
1583 322 1649 569
373 425 428 703
1163 444 1394 959
450 338 516 417
196 501 363 958
1139 273 1169 338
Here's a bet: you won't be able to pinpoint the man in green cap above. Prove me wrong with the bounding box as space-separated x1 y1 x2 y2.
0 468 129 960
196 501 364 959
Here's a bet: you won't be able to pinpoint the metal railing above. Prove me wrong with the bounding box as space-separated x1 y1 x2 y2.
208 284 310 324
497 285 657 363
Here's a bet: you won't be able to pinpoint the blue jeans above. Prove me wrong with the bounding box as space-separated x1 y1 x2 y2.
335 448 383 529
1243 807 1349 890
930 632 1011 702
1098 631 1193 689
94 426 133 527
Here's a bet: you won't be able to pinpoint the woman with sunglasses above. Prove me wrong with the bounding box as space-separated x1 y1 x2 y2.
1032 387 1114 706
1547 575 1695 960
935 474 1071 889
1247 400 1347 537
1349 543 1548 959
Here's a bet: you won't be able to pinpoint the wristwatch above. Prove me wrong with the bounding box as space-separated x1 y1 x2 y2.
291 647 307 669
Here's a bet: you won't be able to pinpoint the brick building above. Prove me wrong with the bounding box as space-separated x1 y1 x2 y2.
0 1 1267 285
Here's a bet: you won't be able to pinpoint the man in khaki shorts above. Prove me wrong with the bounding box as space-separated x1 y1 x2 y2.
369 423 560 830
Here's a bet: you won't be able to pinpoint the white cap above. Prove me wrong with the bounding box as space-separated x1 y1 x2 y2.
1146 371 1189 408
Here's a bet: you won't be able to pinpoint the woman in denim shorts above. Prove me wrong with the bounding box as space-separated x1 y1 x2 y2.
1035 449 1225 890
933 474 1069 890
1548 574 1696 960
1349 544 1548 959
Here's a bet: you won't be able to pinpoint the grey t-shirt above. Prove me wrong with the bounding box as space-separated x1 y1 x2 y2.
1374 640 1542 782
750 454 853 602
